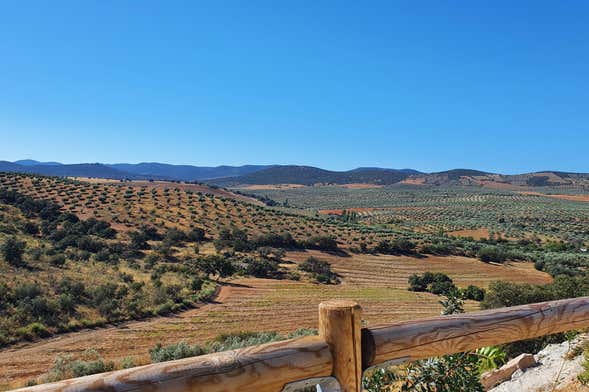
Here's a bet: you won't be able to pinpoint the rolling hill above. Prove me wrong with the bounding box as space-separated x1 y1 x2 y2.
0 161 146 180
107 162 272 181
0 161 272 182
207 165 417 186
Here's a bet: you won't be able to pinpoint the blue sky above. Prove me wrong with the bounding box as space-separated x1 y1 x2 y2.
1 1 588 173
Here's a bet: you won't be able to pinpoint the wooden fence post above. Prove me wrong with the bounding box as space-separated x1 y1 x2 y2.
319 300 363 392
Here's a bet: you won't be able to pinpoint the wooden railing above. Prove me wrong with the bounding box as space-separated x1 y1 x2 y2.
13 296 589 392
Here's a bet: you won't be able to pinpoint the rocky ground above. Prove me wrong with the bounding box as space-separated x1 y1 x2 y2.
491 336 589 392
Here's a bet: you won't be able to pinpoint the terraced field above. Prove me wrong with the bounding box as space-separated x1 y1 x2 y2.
0 250 551 389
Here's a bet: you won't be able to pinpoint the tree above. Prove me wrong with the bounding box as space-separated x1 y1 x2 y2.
1 237 26 267
197 255 235 279
187 227 205 242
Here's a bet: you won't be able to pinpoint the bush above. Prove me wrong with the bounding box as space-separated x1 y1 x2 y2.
149 342 207 363
462 285 485 301
46 351 114 382
374 238 416 255
245 259 279 278
1 237 26 267
196 255 236 278
70 359 114 377
408 272 456 296
477 246 507 263
16 322 51 340
300 236 339 251
50 254 66 267
187 227 205 242
298 257 336 283
208 331 282 352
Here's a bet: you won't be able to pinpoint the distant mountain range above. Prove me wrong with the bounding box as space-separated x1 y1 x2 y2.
0 160 273 181
2 160 589 189
107 163 272 181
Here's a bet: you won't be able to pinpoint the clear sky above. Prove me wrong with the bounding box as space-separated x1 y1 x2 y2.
1 1 588 173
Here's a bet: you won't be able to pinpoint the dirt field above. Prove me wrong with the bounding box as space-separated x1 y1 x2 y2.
521 191 589 203
0 251 551 389
448 228 492 240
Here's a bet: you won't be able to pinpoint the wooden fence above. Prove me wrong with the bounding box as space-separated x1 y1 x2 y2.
13 296 589 392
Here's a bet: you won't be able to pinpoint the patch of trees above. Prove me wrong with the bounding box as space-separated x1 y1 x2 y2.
299 236 339 252
373 238 416 255
534 252 589 277
298 256 337 283
408 272 485 301
212 226 337 253
0 188 119 262
232 190 279 206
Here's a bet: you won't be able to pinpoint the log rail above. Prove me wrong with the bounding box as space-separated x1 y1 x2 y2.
13 296 589 392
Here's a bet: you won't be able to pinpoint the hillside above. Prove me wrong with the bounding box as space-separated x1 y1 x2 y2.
405 170 589 189
208 165 414 186
107 163 273 181
0 161 273 182
0 162 148 180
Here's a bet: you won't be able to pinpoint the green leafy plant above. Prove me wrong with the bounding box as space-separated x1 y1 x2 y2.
475 346 507 374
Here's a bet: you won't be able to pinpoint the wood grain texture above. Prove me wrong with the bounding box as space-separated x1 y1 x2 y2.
319 300 362 392
12 336 332 392
362 296 589 367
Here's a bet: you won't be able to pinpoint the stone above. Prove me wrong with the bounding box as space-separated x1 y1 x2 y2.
481 353 537 390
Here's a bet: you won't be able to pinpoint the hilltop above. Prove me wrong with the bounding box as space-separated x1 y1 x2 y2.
208 165 416 186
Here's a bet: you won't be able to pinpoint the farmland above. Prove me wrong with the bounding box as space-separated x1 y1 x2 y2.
0 171 585 389
0 250 551 388
243 184 589 241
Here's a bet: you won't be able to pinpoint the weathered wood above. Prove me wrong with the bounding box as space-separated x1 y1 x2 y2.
362 296 589 368
318 300 362 392
13 336 332 392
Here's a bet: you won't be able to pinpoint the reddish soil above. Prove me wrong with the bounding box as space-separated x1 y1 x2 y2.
520 191 589 203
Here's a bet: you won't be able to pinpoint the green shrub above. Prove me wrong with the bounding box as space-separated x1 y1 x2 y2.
149 342 207 363
16 322 51 340
299 257 336 283
1 237 26 267
477 246 507 263
408 272 456 296
209 331 282 352
70 359 114 377
462 285 485 301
